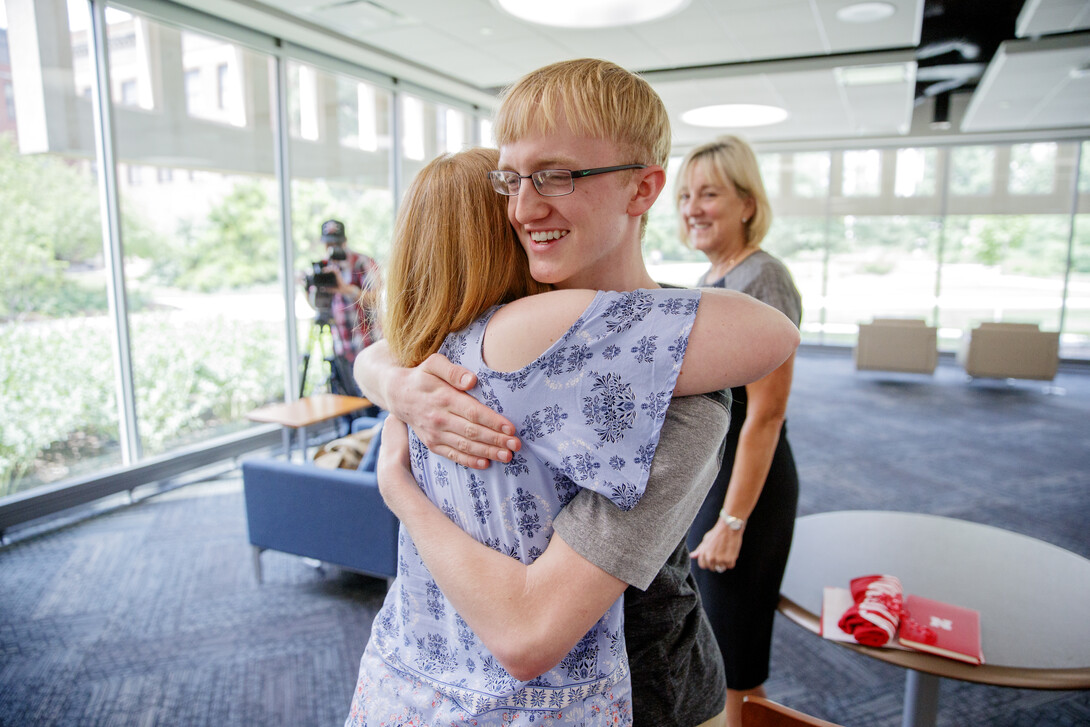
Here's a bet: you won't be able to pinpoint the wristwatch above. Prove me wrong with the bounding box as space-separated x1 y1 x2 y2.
718 508 746 531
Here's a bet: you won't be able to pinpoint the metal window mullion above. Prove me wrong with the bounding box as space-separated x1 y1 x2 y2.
471 110 482 147
819 155 833 345
933 146 951 329
391 82 403 209
1058 142 1083 339
88 0 140 463
272 53 299 402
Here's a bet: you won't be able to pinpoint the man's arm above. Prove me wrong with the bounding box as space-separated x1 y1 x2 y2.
554 391 731 589
353 341 520 469
377 416 627 682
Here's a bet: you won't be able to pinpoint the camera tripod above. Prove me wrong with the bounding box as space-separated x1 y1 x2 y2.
298 311 357 399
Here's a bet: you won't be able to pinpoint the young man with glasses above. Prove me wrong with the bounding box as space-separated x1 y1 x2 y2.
356 59 732 726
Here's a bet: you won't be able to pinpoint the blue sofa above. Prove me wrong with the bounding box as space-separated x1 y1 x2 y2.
241 414 398 584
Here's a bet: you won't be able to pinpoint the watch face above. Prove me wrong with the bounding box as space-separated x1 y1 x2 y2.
719 509 744 530
721 512 743 530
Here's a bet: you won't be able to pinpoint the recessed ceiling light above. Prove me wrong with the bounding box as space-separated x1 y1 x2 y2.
835 63 909 86
493 0 690 29
682 104 789 128
836 2 896 23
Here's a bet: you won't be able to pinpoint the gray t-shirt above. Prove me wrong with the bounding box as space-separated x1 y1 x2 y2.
700 249 802 327
553 391 731 726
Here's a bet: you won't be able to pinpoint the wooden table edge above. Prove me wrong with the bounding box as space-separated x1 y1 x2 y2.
246 394 372 428
776 595 1090 691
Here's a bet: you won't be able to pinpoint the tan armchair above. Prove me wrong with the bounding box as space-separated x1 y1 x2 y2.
958 322 1060 381
854 318 938 374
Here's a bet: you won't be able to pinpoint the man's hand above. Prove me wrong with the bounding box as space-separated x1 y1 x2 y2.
396 353 521 469
359 344 521 470
327 265 358 297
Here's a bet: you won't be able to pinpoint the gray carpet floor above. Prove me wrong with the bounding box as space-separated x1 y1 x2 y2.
1 348 1088 726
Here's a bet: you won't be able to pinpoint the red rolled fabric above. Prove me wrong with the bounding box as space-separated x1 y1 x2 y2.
837 574 904 647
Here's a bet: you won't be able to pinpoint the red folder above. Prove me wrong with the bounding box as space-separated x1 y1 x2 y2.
898 594 984 665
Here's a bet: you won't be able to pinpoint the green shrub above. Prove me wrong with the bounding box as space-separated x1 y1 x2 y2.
1 313 283 496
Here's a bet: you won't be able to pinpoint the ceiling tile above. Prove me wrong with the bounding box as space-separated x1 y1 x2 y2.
657 63 912 148
1017 0 1090 37
962 33 1090 132
815 0 924 53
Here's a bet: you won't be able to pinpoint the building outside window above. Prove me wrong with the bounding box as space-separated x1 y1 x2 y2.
184 67 200 112
216 61 228 110
119 78 137 105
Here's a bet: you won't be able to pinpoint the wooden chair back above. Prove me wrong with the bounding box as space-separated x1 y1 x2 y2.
741 696 844 727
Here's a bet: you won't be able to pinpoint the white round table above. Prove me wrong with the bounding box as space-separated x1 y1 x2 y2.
778 510 1090 727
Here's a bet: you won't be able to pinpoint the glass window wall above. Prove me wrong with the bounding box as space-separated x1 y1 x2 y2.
950 145 994 196
1068 141 1090 359
842 149 881 197
104 13 284 457
0 0 402 506
1 0 121 497
792 151 830 198
1009 142 1056 195
895 148 936 198
643 141 1090 358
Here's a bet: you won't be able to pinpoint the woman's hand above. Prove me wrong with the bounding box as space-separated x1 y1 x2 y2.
690 520 745 573
376 416 425 517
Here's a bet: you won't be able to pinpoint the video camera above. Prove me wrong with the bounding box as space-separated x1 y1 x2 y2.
304 255 342 315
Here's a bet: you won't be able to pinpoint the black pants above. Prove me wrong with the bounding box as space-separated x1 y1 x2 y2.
686 389 799 690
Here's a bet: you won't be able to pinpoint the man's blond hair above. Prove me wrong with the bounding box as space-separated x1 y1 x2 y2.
382 147 550 366
494 58 671 169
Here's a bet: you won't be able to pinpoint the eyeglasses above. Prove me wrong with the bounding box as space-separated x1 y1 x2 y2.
488 164 648 197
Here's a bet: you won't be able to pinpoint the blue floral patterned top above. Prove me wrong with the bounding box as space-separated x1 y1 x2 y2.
365 288 702 722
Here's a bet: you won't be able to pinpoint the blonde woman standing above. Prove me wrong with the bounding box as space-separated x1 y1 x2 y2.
679 136 802 727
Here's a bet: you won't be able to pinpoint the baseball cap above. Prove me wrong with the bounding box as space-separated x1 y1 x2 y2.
320 219 346 244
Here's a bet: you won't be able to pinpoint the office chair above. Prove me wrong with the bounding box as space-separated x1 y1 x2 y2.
741 696 844 727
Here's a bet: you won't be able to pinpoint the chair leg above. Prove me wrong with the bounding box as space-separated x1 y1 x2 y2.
252 546 265 584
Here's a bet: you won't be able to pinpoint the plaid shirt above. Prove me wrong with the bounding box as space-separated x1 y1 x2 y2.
330 249 381 363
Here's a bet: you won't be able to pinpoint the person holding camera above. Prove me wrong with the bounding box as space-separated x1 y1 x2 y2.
312 219 382 363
